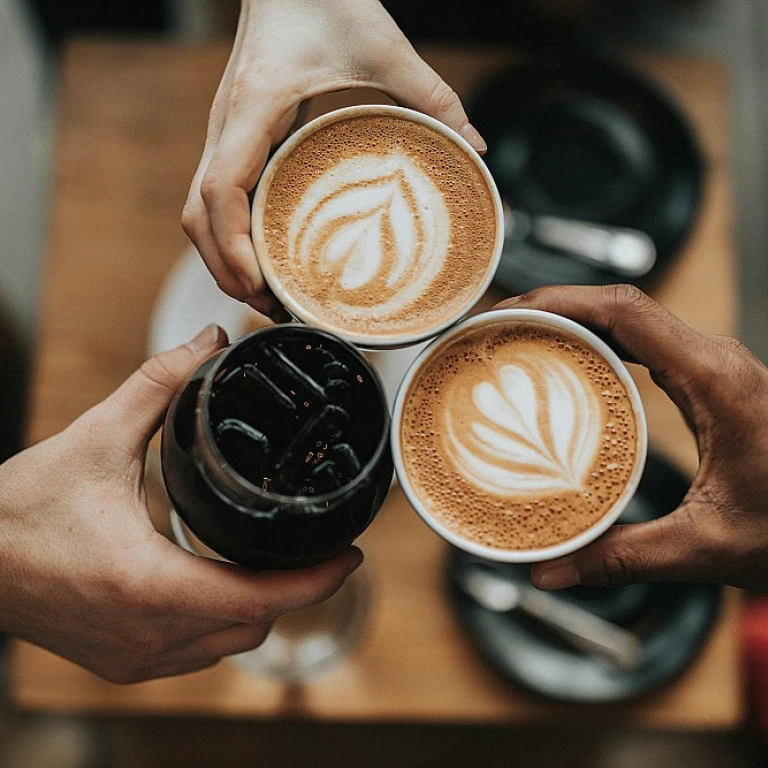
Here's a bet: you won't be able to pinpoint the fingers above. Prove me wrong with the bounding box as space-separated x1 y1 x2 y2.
128 657 222 685
188 94 299 315
530 505 714 589
181 0 279 313
97 325 228 451
495 285 710 424
184 166 281 318
378 45 486 154
181 189 280 318
100 610 275 684
198 154 267 299
182 190 252 302
164 622 273 667
158 545 363 625
146 614 238 651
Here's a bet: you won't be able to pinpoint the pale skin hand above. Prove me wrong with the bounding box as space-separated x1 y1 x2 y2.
0 324 362 684
496 285 768 591
182 0 486 316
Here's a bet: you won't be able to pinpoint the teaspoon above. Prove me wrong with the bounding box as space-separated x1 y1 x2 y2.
504 205 657 278
457 564 645 671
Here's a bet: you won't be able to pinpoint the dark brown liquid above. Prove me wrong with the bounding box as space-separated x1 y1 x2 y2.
208 335 380 496
162 326 393 569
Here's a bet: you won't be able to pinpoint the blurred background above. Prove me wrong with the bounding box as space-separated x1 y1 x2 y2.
1 0 768 765
3 0 768 458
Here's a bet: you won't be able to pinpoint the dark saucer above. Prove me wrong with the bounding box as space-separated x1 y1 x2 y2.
469 53 704 293
447 450 721 704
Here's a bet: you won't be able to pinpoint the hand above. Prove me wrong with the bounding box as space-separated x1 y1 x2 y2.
0 324 362 683
182 0 485 316
496 285 768 591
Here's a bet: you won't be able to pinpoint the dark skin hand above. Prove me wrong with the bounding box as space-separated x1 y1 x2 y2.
495 284 768 591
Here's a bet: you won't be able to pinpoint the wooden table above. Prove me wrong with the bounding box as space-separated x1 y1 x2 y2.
11 41 740 729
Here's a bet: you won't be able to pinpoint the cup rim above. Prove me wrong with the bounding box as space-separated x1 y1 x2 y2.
251 104 505 349
391 308 649 563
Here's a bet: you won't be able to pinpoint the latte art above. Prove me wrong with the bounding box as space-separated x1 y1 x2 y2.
446 354 602 495
289 153 450 318
399 321 640 552
254 110 501 345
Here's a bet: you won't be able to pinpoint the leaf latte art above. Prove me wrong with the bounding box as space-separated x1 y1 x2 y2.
399 323 639 551
257 113 500 342
445 353 603 496
287 153 450 318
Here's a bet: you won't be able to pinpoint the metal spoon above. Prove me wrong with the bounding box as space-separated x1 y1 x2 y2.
457 565 644 671
504 205 657 278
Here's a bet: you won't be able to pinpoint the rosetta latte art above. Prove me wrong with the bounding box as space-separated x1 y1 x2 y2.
445 353 603 495
287 153 451 318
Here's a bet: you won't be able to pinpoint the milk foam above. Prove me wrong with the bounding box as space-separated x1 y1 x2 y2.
288 153 450 319
400 323 638 551
258 115 499 340
446 353 602 495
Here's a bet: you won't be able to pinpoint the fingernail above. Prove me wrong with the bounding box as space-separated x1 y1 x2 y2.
534 562 580 591
345 549 364 576
189 323 222 354
461 123 487 154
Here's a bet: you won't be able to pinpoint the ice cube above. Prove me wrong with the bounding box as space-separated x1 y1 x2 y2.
328 442 362 478
324 378 351 401
310 459 345 493
259 344 328 405
215 418 271 479
322 360 349 380
243 364 297 412
274 405 351 491
314 347 350 386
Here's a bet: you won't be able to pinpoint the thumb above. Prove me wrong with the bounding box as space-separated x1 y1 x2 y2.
530 507 709 589
377 45 487 154
198 102 299 299
157 544 364 625
101 324 228 451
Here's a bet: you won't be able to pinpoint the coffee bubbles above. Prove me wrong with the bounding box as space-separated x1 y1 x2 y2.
394 310 647 562
253 106 503 348
247 107 647 561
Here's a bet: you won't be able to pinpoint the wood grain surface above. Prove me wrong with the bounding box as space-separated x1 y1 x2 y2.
11 41 741 728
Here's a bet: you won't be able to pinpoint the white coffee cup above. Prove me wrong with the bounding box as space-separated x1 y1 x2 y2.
251 104 504 350
391 309 648 562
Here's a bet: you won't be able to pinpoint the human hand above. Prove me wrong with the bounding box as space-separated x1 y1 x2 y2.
495 285 768 591
0 325 362 683
182 0 485 316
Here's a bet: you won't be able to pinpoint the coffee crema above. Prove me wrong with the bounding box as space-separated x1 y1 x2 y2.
256 113 499 342
399 322 638 550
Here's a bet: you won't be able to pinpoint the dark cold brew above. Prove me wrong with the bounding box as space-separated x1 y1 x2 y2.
162 325 393 570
